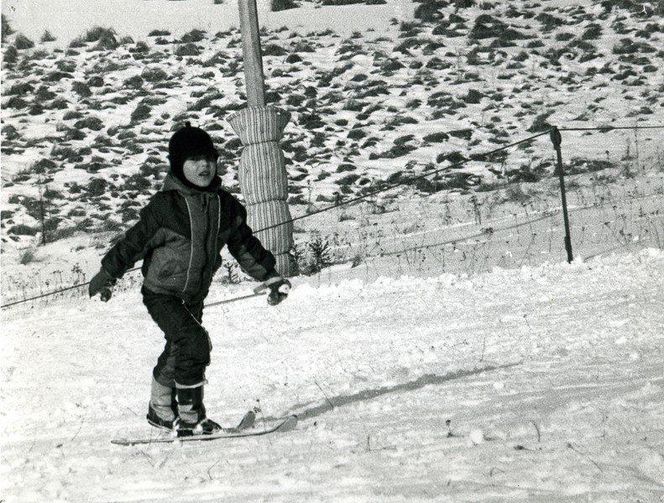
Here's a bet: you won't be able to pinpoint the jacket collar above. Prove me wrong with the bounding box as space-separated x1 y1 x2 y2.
162 173 221 196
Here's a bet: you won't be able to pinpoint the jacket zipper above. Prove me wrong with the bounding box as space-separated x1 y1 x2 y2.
215 194 221 250
182 198 194 295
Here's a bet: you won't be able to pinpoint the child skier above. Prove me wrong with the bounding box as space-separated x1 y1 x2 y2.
88 123 291 436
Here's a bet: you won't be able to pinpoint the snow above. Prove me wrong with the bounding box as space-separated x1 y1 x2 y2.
2 0 416 44
2 248 664 501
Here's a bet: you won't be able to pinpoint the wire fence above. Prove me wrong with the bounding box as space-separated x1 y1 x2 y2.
2 123 663 310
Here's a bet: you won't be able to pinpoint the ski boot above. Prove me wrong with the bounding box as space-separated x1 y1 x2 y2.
174 384 222 437
146 377 178 431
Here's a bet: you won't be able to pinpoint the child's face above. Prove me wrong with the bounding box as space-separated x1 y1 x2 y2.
183 155 216 187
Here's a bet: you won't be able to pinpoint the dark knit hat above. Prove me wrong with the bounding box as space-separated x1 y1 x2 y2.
168 122 219 185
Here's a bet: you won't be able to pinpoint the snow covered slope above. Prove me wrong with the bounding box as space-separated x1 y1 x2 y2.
2 0 415 43
2 248 663 501
2 0 663 258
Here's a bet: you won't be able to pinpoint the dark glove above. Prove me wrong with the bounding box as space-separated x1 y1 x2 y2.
264 276 291 306
88 268 116 302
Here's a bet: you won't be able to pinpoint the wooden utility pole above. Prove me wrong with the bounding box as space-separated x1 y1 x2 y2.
228 0 296 276
237 0 265 106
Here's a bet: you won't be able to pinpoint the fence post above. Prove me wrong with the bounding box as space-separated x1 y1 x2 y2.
550 126 573 263
38 175 47 245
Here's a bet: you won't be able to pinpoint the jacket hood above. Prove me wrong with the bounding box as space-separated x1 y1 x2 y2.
162 173 221 195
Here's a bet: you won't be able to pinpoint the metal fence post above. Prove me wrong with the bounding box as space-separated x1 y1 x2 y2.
550 127 573 263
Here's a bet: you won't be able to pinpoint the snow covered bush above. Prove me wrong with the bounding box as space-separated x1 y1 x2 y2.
130 104 152 124
5 81 33 96
180 29 206 43
68 36 87 48
3 45 18 65
84 178 109 197
33 159 58 175
86 76 104 88
263 43 288 56
40 30 56 43
13 33 35 50
92 33 119 51
337 173 361 186
120 174 151 192
581 23 602 40
414 1 445 22
535 12 564 32
141 66 168 82
271 0 299 11
83 26 115 43
612 38 657 55
2 124 19 141
175 43 200 56
73 116 104 131
71 81 92 98
292 234 334 275
1 14 14 42
469 14 527 41
12 224 38 237
122 75 143 89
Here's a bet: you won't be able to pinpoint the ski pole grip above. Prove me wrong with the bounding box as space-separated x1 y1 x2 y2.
253 283 268 294
254 275 288 294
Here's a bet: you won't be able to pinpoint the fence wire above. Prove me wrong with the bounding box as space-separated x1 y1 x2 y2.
3 123 663 309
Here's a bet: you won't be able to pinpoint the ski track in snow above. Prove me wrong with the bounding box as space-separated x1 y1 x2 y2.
2 249 664 502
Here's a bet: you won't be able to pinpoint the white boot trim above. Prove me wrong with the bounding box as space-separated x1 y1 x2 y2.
175 379 208 389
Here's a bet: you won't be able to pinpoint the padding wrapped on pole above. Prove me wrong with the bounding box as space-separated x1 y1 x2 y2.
227 106 296 276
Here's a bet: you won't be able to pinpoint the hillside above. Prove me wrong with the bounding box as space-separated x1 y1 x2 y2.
1 0 663 293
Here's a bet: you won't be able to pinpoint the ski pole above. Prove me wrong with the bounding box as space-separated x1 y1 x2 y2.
205 282 271 308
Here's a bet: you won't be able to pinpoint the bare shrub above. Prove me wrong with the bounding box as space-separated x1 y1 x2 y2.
4 45 18 64
74 116 104 131
19 247 38 264
271 0 299 11
293 234 334 275
10 224 39 237
131 103 152 123
1 14 14 42
264 43 288 56
6 81 34 95
175 43 200 56
41 30 56 42
72 81 92 98
141 66 168 82
180 29 206 43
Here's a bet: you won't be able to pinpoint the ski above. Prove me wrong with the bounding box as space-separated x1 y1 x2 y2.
111 413 297 446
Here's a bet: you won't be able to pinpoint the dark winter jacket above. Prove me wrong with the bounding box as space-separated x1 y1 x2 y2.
101 174 277 302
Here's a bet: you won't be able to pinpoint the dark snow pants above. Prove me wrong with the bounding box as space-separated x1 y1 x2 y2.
142 287 212 388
